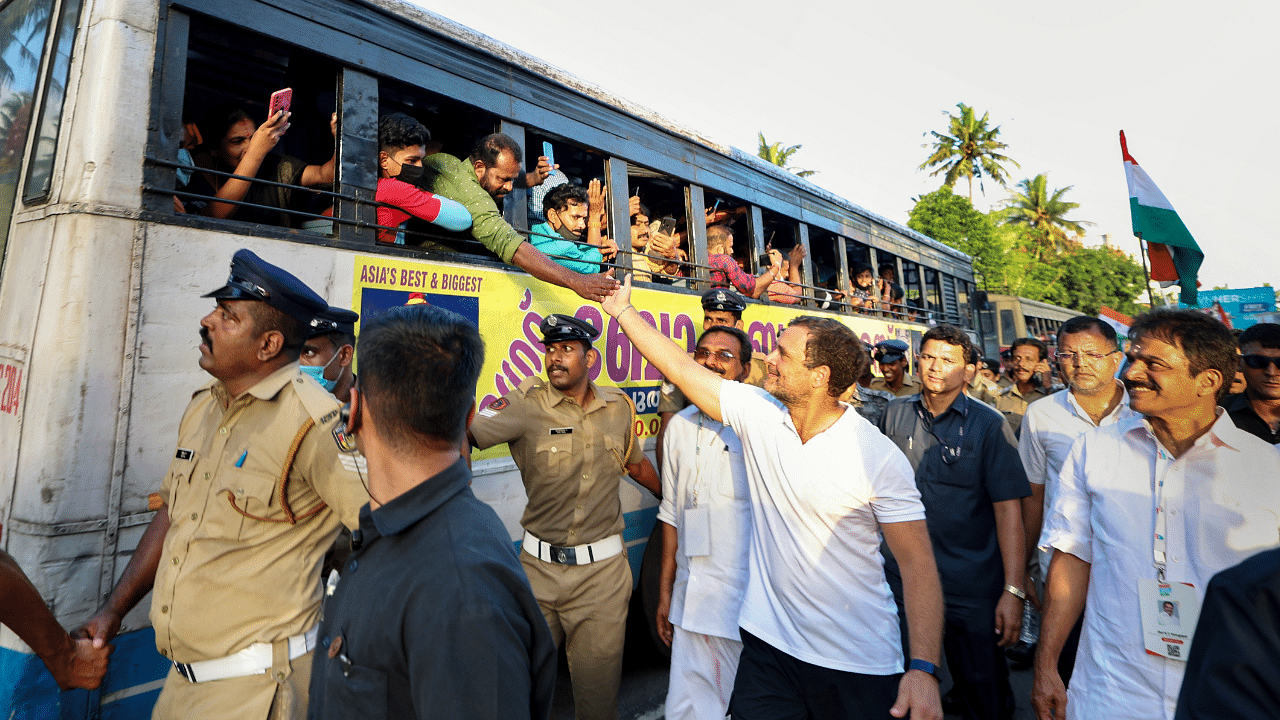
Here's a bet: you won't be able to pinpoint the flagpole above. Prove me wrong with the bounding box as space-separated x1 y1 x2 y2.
1134 233 1162 307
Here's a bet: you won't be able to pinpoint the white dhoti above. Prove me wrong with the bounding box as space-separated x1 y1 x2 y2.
665 625 743 720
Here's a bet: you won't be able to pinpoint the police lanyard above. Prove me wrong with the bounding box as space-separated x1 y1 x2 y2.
1152 444 1172 583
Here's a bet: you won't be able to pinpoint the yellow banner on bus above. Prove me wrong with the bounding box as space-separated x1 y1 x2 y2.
352 255 920 453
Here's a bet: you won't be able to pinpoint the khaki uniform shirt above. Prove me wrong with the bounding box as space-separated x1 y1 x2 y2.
968 375 1001 408
470 377 644 546
152 364 369 664
869 373 923 398
993 380 1053 437
657 356 766 414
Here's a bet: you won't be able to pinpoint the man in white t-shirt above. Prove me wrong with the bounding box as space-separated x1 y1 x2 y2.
602 275 944 720
656 326 754 719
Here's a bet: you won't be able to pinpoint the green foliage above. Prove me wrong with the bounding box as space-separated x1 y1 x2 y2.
757 132 816 178
919 103 1018 200
908 190 1146 316
1005 174 1092 259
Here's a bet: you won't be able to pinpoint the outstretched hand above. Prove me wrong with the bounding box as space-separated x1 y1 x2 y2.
570 268 620 303
601 273 634 317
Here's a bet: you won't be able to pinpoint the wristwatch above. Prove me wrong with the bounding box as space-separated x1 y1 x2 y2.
908 658 939 678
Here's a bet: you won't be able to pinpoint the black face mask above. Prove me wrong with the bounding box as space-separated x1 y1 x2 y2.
395 163 425 186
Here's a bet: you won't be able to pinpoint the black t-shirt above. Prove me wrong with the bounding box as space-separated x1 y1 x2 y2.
1223 392 1280 445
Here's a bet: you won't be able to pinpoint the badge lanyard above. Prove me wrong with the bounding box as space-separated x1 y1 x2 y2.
688 412 714 508
1152 446 1170 583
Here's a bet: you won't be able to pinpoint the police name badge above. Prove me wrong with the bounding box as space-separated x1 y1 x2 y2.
1137 579 1200 662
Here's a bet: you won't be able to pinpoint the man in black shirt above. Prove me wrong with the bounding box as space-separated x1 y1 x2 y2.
309 304 556 720
1223 322 1280 445
879 324 1030 720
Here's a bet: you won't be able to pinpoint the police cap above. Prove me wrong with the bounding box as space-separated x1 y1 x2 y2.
309 306 359 337
203 249 326 325
701 288 747 314
873 339 909 363
539 314 599 346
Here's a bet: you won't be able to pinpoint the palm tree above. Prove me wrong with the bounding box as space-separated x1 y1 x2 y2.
757 132 815 178
1005 174 1093 259
919 103 1018 200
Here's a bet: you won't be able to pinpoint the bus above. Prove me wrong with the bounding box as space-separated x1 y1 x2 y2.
0 0 979 713
976 293 1080 361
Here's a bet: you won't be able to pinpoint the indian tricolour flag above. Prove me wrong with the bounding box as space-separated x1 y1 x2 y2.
1121 131 1204 305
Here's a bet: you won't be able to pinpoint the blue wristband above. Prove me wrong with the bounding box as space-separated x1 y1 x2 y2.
909 658 938 677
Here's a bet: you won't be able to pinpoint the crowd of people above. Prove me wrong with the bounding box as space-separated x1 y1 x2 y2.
2 242 1277 720
173 103 941 320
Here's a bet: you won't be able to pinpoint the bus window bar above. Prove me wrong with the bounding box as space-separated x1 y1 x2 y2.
145 159 964 326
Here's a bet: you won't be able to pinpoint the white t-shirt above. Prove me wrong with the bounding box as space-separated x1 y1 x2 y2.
719 381 926 674
657 405 751 641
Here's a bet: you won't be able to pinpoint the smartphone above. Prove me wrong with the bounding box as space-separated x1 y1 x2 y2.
658 216 677 236
268 88 292 118
541 141 554 167
759 253 773 269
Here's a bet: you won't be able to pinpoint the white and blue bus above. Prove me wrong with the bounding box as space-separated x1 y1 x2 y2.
0 0 979 714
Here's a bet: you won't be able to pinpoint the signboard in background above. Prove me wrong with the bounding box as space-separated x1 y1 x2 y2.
350 255 919 457
1185 286 1277 330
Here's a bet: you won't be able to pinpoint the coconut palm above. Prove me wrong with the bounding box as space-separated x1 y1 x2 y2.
757 132 815 178
919 103 1018 200
1005 174 1093 258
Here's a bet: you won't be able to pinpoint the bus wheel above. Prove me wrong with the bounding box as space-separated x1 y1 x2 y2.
637 521 671 661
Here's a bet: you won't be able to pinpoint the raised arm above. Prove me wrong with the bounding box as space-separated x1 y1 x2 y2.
511 242 619 303
299 111 338 187
207 112 289 219
602 275 725 422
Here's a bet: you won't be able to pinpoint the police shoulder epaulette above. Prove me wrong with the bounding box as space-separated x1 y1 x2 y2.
293 374 344 425
516 375 543 395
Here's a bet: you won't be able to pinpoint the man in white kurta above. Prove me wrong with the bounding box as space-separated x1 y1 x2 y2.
657 327 754 719
1033 308 1280 720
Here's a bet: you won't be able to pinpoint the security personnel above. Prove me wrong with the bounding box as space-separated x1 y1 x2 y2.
301 306 359 402
870 338 923 397
655 289 765 465
78 249 368 720
469 314 661 720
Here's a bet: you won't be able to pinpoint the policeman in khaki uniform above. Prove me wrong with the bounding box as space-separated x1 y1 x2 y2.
79 250 368 720
469 314 661 720
869 338 924 398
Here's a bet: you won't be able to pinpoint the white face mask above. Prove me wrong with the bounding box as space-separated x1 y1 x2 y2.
300 351 340 393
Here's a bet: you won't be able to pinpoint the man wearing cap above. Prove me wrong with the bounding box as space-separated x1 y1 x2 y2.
468 313 661 720
655 289 766 465
871 339 923 398
301 306 358 403
78 249 368 720
994 338 1055 437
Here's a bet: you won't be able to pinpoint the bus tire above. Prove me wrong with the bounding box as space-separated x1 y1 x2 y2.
637 521 671 661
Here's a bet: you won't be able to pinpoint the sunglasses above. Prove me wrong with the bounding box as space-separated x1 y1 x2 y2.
1242 354 1280 370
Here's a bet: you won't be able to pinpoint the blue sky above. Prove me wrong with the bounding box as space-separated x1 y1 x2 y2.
410 0 1279 292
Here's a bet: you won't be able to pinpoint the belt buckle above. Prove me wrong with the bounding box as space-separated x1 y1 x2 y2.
552 546 576 565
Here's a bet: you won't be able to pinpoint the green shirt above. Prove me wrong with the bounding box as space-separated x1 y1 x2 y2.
423 154 524 263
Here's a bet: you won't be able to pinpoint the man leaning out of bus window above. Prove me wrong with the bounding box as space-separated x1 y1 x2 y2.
370 113 471 244
420 132 620 303
528 182 613 274
190 103 336 228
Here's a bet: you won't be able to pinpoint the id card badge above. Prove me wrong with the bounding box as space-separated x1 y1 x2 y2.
1138 579 1200 662
682 506 711 557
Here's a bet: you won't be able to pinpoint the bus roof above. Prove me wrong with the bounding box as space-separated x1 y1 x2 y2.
360 0 971 266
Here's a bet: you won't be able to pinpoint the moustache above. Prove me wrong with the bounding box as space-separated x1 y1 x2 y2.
200 327 212 351
1123 378 1157 392
548 365 568 374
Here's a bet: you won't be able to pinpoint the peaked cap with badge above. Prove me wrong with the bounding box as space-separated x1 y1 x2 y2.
539 314 600 346
309 306 359 337
203 248 327 325
701 288 747 314
873 339 910 364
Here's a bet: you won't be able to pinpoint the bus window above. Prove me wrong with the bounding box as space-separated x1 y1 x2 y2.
628 164 689 286
924 268 943 322
808 228 845 311
760 208 803 305
955 278 973 328
520 130 611 270
180 16 340 229
22 0 84 204
1000 308 1016 347
0 0 58 275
